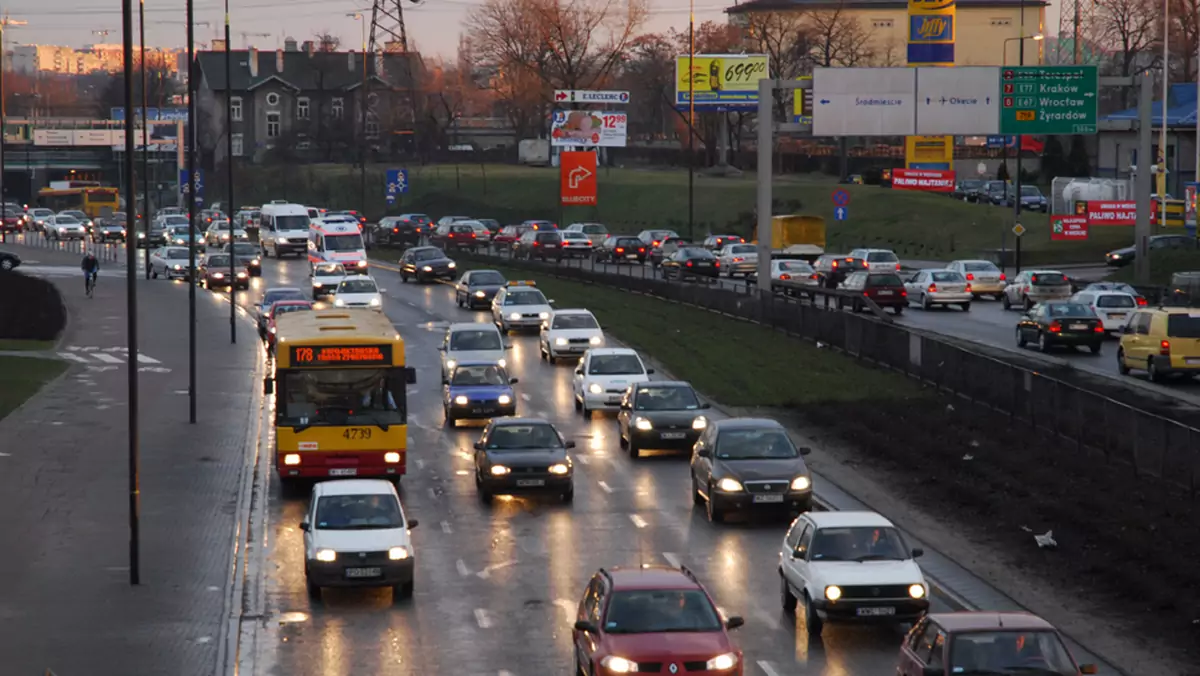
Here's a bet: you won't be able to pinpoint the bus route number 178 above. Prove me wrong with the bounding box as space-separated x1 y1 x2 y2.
342 428 372 440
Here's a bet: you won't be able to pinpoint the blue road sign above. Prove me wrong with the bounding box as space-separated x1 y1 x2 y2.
832 189 850 207
834 206 848 221
385 169 409 204
179 169 204 205
986 135 1014 149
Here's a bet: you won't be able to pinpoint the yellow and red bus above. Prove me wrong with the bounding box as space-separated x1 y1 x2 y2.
37 182 120 219
267 308 415 484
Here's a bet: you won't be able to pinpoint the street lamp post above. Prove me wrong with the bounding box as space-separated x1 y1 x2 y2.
224 0 235 344
139 0 152 277
120 0 142 588
1002 31 1043 275
347 13 367 214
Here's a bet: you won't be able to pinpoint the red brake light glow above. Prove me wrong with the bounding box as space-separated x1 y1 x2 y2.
686 260 693 267
780 273 791 280
616 247 624 253
966 273 975 281
1049 321 1062 333
1137 297 1148 306
1161 340 1171 354
965 284 972 293
1094 325 1105 333
1000 273 1007 281
927 284 937 293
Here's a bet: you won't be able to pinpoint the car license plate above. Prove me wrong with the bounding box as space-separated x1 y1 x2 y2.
1108 313 1125 319
661 432 687 439
753 494 785 503
328 468 358 476
1187 358 1200 365
877 290 894 296
1069 323 1087 330
345 567 381 578
626 254 638 259
856 606 895 617
516 479 545 487
697 262 710 266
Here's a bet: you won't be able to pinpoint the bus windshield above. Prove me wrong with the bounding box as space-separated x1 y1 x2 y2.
279 369 406 428
325 233 365 251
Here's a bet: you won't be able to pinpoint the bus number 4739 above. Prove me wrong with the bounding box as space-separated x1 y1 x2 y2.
342 428 372 440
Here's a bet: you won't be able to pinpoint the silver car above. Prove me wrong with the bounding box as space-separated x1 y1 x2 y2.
946 259 1006 298
904 269 972 311
1002 270 1072 311
46 215 87 240
717 243 759 276
149 246 194 280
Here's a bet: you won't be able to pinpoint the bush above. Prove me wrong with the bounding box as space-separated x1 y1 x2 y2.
0 271 67 341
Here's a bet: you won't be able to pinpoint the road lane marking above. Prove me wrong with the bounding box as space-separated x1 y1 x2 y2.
597 480 613 493
629 514 647 528
136 353 161 364
662 552 681 568
415 458 426 470
59 352 90 363
576 455 590 465
474 608 493 628
553 598 575 622
441 520 453 534
758 661 782 676
427 487 437 500
476 560 517 578
91 352 124 364
456 559 470 577
520 393 532 401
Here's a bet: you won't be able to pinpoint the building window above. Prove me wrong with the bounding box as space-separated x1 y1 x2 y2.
872 19 893 28
266 111 280 138
297 97 310 120
296 140 312 150
332 97 344 119
365 118 379 137
231 133 244 156
230 96 243 122
990 17 1012 26
265 91 280 107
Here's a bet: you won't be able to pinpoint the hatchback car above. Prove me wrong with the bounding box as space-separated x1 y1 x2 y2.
649 236 690 267
1002 270 1072 311
1016 301 1103 353
148 246 192 280
440 322 509 381
92 221 126 243
660 246 720 281
717 243 759 277
198 253 249 290
331 276 385 310
223 241 262 276
813 254 868 288
573 348 654 417
636 228 679 249
595 235 647 264
431 223 478 251
399 246 456 282
539 309 604 362
559 231 594 257
310 261 346 299
1070 290 1137 333
839 271 907 314
897 612 1097 676
514 230 564 261
690 417 813 522
702 234 745 251
454 269 507 309
46 215 87 240
618 381 710 457
473 417 575 503
443 361 518 426
848 247 901 272
491 281 554 332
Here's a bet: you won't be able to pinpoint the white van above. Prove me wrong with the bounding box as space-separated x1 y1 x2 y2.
259 203 311 258
309 218 368 273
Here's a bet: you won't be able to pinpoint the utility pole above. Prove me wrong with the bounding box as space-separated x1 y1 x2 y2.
348 13 367 211
186 0 198 424
139 0 152 278
225 0 236 343
120 0 142 587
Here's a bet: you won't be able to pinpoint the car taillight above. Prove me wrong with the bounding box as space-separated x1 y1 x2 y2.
733 257 744 263
1161 340 1171 355
586 241 592 246
780 273 791 280
1000 273 1007 281
832 261 839 267
1094 325 1105 333
901 289 907 296
1031 275 1039 283
1049 321 1062 333
965 284 972 293
810 274 819 280
686 260 693 267
392 227 399 233
616 247 624 253
927 284 937 293
449 233 455 238
471 233 477 238
638 248 645 252
1137 297 1147 306
895 263 901 271
966 273 975 281
714 261 720 267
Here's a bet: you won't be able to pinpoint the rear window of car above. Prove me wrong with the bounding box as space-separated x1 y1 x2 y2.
867 251 898 262
617 238 643 247
867 274 903 286
963 262 998 272
1167 314 1200 338
536 232 562 243
1031 273 1067 286
930 271 963 282
1096 295 1135 308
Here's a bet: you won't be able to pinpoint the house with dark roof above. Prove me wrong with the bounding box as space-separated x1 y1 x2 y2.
194 39 422 164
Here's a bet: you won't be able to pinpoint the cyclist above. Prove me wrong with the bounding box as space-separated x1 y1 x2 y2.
81 249 99 293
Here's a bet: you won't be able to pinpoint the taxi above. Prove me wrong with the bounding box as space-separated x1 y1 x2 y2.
490 280 555 332
1117 308 1200 381
443 361 519 426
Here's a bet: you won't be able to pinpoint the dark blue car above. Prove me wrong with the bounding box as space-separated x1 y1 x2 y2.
443 361 519 427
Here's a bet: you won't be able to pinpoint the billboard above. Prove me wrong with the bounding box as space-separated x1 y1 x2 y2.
560 151 597 206
550 110 627 147
674 54 769 109
34 129 127 146
907 0 956 65
892 168 956 192
905 136 953 170
1051 215 1088 241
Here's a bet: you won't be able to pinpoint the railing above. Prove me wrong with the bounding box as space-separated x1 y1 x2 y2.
450 245 1200 497
5 229 128 265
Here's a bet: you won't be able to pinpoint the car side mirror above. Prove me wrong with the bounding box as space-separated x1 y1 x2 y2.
911 548 924 558
791 548 805 560
407 519 419 529
263 377 274 395
1121 325 1132 334
1079 665 1098 675
565 440 576 449
548 299 556 304
505 343 513 350
696 446 710 458
725 616 745 630
510 377 519 384
437 346 446 351
473 441 484 450
646 368 655 374
699 402 711 409
574 620 598 633
798 446 812 456
379 288 387 293
299 521 309 532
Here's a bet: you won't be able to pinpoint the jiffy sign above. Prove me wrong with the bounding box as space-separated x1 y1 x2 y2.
891 168 955 193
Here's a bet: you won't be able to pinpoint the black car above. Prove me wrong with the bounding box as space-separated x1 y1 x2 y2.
454 269 507 309
138 226 168 248
473 417 575 504
198 253 249 290
514 230 564 261
617 381 711 457
660 246 719 281
812 254 868 288
223 242 262 276
1016 301 1103 353
985 180 1009 205
380 214 431 246
952 179 985 202
648 236 689 267
594 236 647 264
0 249 21 271
432 223 479 251
690 418 813 522
1105 234 1196 267
399 246 457 283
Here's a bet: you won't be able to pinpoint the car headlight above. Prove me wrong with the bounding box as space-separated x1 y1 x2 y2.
445 359 457 370
313 282 322 287
692 416 708 430
791 476 811 491
315 549 337 562
909 584 926 599
120 229 126 235
716 477 743 492
474 290 485 298
490 465 510 476
356 260 368 268
509 312 521 321
589 335 602 345
497 394 512 405
213 272 224 279
555 337 568 346
276 236 288 243
497 358 507 368
237 272 247 278
251 258 260 265
634 417 652 430
138 233 145 238
588 383 603 394
538 312 549 319
448 262 456 268
600 656 637 673
548 463 569 475
706 653 739 671
172 264 182 270
422 265 433 272
825 585 842 601
334 298 345 306
388 546 410 560
369 297 381 306
454 395 468 405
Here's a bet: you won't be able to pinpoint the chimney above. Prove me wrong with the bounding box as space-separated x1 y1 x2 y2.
211 38 226 52
248 47 258 77
302 41 315 57
276 48 284 73
284 37 298 51
348 50 356 73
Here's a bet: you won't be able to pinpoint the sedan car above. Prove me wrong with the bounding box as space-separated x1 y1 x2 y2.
648 236 689 267
690 417 813 522
839 271 907 314
148 246 193 280
473 417 575 503
26 208 54 232
539 309 604 363
765 259 819 296
453 269 507 309
223 242 262 276
377 214 428 247
717 243 759 277
166 225 203 248
946 259 1006 298
301 479 418 601
0 249 21 271
443 361 518 426
617 381 710 457
45 215 87 240
59 209 94 231
1016 301 1104 353
1071 290 1138 333
331 276 385 310
897 612 1097 676
660 246 720 281
1002 270 1072 311
1105 233 1196 267
440 322 508 380
780 511 929 636
594 235 647 264
572 348 654 417
904 269 972 311
399 246 456 283
559 231 593 257
91 222 126 243
255 287 308 335
491 281 554 332
311 261 346 299
1081 281 1146 306
198 253 249 290
431 222 479 251
265 300 314 351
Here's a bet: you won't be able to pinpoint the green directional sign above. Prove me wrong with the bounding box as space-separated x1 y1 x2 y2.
999 66 1098 135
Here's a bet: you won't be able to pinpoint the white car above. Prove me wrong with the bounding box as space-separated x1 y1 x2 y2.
560 231 594 257
491 282 554 332
46 215 87 240
904 269 972 311
848 248 901 272
27 207 54 231
311 261 347 299
149 246 193 280
779 511 930 636
539 309 604 363
205 220 247 247
717 243 759 276
572 348 654 418
301 479 418 601
331 276 385 310
440 322 508 381
1071 289 1138 333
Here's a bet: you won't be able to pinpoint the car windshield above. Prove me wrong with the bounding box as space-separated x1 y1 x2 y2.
450 330 503 351
315 263 345 276
206 255 231 266
867 274 903 287
414 248 443 261
273 303 311 317
809 526 908 561
588 354 644 375
230 243 257 255
212 222 231 231
617 239 642 248
1046 303 1092 317
505 289 547 305
264 289 306 305
279 368 405 426
635 386 700 411
552 314 599 330
930 271 964 282
486 424 562 450
325 233 364 251
338 279 377 294
1021 186 1042 196
777 262 813 273
963 261 999 272
867 251 898 262
1031 273 1067 285
715 428 797 459
56 216 80 224
470 271 506 286
275 215 309 230
1167 314 1200 337
563 232 589 240
478 219 499 228
728 244 756 254
63 211 86 218
314 494 404 530
682 248 713 258
166 249 189 260
948 630 1077 674
451 364 509 386
602 590 722 634
1096 295 1135 308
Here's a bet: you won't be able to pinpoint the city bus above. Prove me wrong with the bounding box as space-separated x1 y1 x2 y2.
266 308 416 485
37 181 120 219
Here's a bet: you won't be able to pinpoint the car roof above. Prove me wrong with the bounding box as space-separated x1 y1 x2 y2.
929 611 1057 632
633 380 690 389
313 478 398 497
552 308 595 316
492 416 552 427
803 510 894 529
587 347 638 356
711 417 784 430
449 322 500 331
604 565 703 591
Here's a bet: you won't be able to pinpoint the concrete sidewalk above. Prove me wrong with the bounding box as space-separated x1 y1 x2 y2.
0 251 262 676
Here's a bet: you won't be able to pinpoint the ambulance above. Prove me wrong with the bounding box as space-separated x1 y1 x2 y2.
309 217 369 273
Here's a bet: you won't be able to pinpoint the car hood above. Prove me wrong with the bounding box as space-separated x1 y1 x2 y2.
503 304 552 315
57 223 85 230
311 527 410 553
1108 246 1135 256
446 349 506 364
549 328 603 341
468 284 504 294
334 292 381 304
603 632 732 662
447 384 513 399
313 274 345 285
633 409 706 426
810 560 925 586
415 258 453 267
583 373 649 388
716 457 808 481
483 448 568 467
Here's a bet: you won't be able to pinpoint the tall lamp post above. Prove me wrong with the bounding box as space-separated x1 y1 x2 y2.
185 0 198 424
1002 31 1043 275
139 0 153 277
687 0 694 240
224 0 235 343
348 12 367 212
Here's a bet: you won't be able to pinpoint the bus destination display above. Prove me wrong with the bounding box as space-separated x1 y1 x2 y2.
290 344 393 366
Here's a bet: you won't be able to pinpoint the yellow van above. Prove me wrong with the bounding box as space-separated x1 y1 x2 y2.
1117 308 1200 381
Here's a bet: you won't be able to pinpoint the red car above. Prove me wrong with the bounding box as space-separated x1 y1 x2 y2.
838 270 907 314
1 205 26 233
897 612 1097 676
492 224 531 246
265 300 314 351
572 565 745 675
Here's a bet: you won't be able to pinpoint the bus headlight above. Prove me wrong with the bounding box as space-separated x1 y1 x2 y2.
384 452 401 463
283 454 301 465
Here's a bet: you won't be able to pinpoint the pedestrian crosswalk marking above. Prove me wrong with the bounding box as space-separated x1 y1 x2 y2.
92 353 123 364
58 347 167 370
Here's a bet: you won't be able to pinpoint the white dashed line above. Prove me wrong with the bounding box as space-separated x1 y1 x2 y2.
520 393 532 402
629 514 647 528
59 352 90 363
662 552 681 568
597 480 613 494
553 598 576 621
427 487 437 500
441 520 453 534
456 559 470 577
474 608 493 628
415 458 426 470
91 353 124 364
758 660 782 676
576 455 590 465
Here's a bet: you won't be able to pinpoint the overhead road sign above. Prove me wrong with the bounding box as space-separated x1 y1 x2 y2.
812 68 916 137
915 66 999 135
999 66 1098 135
675 54 768 110
179 169 204 205
553 90 630 104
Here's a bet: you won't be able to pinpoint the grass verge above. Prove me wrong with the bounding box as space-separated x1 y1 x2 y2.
0 339 55 351
465 261 927 406
0 356 68 421
1109 250 1200 287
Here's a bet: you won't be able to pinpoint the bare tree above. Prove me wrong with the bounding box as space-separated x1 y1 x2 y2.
801 8 875 68
617 32 675 138
313 31 340 52
1093 0 1158 107
1170 0 1200 82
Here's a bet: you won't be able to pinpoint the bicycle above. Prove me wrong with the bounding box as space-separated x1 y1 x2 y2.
85 270 97 298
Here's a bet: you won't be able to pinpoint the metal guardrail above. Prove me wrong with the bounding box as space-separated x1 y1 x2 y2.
4 229 128 265
452 246 1200 498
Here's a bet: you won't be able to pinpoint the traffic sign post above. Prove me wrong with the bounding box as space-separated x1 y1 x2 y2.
179 169 204 206
999 66 1098 135
1012 222 1025 275
831 189 850 207
553 90 630 105
834 206 848 221
385 168 409 206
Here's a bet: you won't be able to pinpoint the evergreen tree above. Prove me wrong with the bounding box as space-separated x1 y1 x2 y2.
997 162 1010 182
1067 135 1091 177
1041 136 1066 180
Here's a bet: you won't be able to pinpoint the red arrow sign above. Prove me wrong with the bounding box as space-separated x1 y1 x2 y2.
555 91 569 101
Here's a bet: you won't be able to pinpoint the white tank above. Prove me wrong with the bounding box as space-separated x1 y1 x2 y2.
1060 180 1118 205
